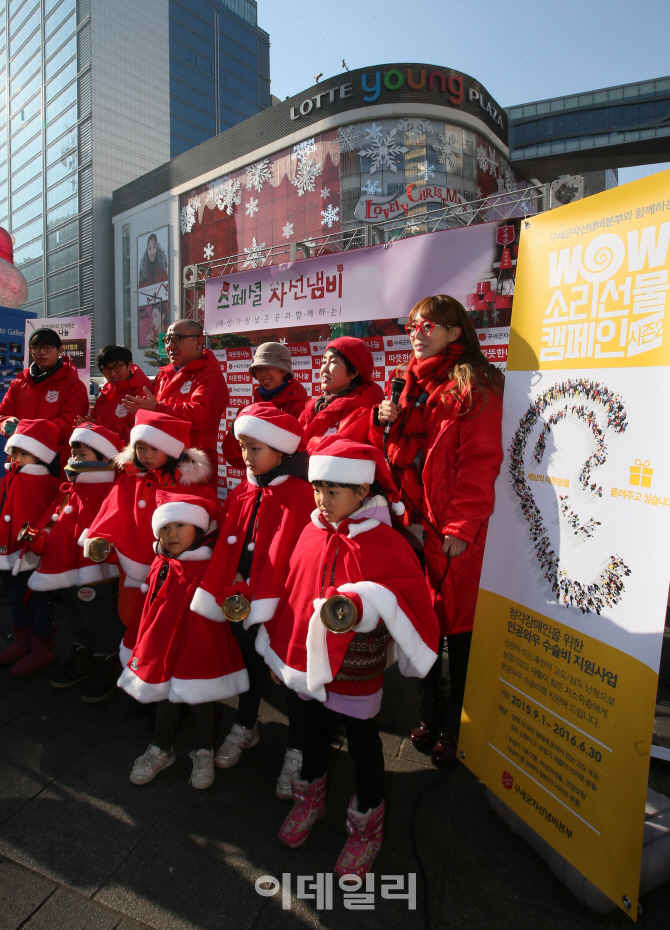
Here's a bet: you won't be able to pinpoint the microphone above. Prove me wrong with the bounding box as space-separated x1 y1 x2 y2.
384 376 406 436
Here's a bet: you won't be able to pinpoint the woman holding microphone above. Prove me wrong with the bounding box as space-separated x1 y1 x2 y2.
371 294 503 765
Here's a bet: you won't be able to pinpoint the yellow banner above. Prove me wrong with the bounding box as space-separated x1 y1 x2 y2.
509 170 670 371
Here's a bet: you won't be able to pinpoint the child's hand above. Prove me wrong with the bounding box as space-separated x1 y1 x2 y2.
270 670 282 686
233 572 245 584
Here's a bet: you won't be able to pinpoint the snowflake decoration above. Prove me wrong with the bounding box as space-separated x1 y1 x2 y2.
279 336 287 345
191 196 201 211
417 161 435 181
321 203 340 228
476 145 499 176
432 132 461 170
197 296 205 311
282 221 294 240
245 197 259 217
358 128 409 175
364 123 384 141
205 188 216 205
496 175 507 194
474 185 482 200
338 125 359 153
321 187 331 200
216 178 242 215
245 159 272 192
242 237 266 269
397 118 432 140
292 138 317 162
504 164 517 191
180 204 196 234
291 157 322 196
203 242 214 260
361 179 382 196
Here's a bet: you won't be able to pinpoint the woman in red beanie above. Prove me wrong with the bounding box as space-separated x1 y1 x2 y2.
299 337 383 455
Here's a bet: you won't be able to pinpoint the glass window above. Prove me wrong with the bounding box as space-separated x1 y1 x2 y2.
12 214 41 245
0 200 9 224
9 68 40 115
221 70 257 104
10 151 40 190
0 180 6 201
46 193 77 228
45 34 75 82
47 239 77 273
565 112 580 133
168 20 213 61
624 103 639 124
47 287 78 315
169 115 213 146
219 12 256 51
218 32 257 69
657 99 670 119
169 77 214 110
170 97 215 132
9 0 38 34
46 149 76 187
14 236 43 265
45 11 75 61
47 264 77 294
46 217 76 249
26 276 43 302
169 59 214 96
12 173 41 211
0 143 6 168
9 5 39 58
218 53 256 87
639 102 655 122
10 123 41 171
593 109 608 131
46 125 76 166
9 87 39 132
523 121 537 142
45 58 76 103
45 80 76 124
122 223 130 347
579 111 593 131
45 102 76 145
11 192 42 228
45 0 75 39
9 49 40 95
169 2 212 37
45 0 64 14
608 106 623 128
46 172 77 209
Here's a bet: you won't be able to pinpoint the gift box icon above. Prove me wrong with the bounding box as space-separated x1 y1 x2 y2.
629 460 653 487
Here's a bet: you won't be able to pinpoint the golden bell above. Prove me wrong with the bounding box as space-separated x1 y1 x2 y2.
17 522 39 543
320 594 358 633
222 594 251 622
87 537 111 563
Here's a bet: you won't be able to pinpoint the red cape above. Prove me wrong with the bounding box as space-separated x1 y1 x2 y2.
0 464 60 572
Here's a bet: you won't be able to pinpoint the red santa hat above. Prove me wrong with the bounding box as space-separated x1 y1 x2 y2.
308 436 405 515
325 336 374 384
152 489 218 537
130 410 190 459
70 422 124 459
234 402 302 454
5 418 59 463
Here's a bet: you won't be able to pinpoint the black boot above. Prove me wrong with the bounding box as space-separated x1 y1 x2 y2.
431 703 462 767
50 644 94 688
81 653 122 703
410 680 444 754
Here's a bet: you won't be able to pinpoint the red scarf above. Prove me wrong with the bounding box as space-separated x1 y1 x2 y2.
120 461 178 489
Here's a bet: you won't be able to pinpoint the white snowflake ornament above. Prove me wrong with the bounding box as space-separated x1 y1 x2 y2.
418 161 435 181
292 138 317 162
397 118 433 140
321 203 340 228
245 197 259 217
432 132 461 170
337 125 359 153
282 221 294 240
245 159 272 192
180 205 196 234
203 243 214 260
216 178 242 215
243 237 266 269
358 128 409 175
364 123 384 141
361 179 382 196
291 157 322 196
321 187 330 200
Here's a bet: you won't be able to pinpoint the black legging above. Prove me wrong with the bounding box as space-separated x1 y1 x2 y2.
424 631 472 709
154 701 217 752
300 699 384 812
233 623 271 729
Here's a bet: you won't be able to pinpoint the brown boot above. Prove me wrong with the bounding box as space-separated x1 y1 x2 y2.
431 703 462 767
10 632 56 677
409 681 443 754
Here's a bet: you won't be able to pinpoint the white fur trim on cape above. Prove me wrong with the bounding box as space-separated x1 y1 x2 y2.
77 528 89 547
28 563 119 591
10 549 39 575
118 667 250 704
152 502 211 536
18 464 50 476
306 597 333 695
255 624 326 701
177 546 212 561
244 596 280 628
190 586 225 621
113 448 142 470
347 518 380 539
119 641 132 666
0 550 20 571
338 583 380 633
112 548 150 584
246 470 290 487
123 575 143 588
177 448 212 486
235 414 300 455
309 455 375 486
69 427 119 460
74 471 115 484
129 423 184 459
5 434 57 464
338 580 436 678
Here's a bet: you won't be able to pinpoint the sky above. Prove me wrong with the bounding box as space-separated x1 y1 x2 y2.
259 0 670 185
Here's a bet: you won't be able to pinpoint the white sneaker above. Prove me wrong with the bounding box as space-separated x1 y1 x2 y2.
215 723 259 769
130 744 176 785
276 748 303 799
189 748 215 789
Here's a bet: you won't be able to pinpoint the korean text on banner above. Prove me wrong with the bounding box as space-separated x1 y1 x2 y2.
458 169 670 918
24 316 91 386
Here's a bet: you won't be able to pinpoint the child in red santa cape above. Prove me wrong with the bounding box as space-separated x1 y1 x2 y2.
189 402 314 798
119 489 248 790
0 419 61 675
83 409 215 633
258 436 440 877
26 423 125 700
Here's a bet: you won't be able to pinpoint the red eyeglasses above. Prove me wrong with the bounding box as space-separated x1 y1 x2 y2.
404 320 446 337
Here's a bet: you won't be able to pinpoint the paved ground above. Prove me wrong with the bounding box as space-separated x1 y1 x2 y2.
0 601 669 930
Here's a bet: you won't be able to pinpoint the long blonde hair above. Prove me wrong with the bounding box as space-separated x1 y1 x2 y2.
408 294 504 411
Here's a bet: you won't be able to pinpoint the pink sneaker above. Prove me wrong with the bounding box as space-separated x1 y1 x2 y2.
279 772 326 849
334 797 385 878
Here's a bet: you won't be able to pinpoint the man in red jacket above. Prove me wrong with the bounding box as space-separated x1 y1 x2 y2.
0 327 89 472
76 345 151 445
122 320 228 485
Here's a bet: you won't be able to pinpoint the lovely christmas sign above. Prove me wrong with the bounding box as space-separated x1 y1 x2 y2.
353 183 463 222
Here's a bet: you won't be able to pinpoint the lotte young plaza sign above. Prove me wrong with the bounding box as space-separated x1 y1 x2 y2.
459 169 670 917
